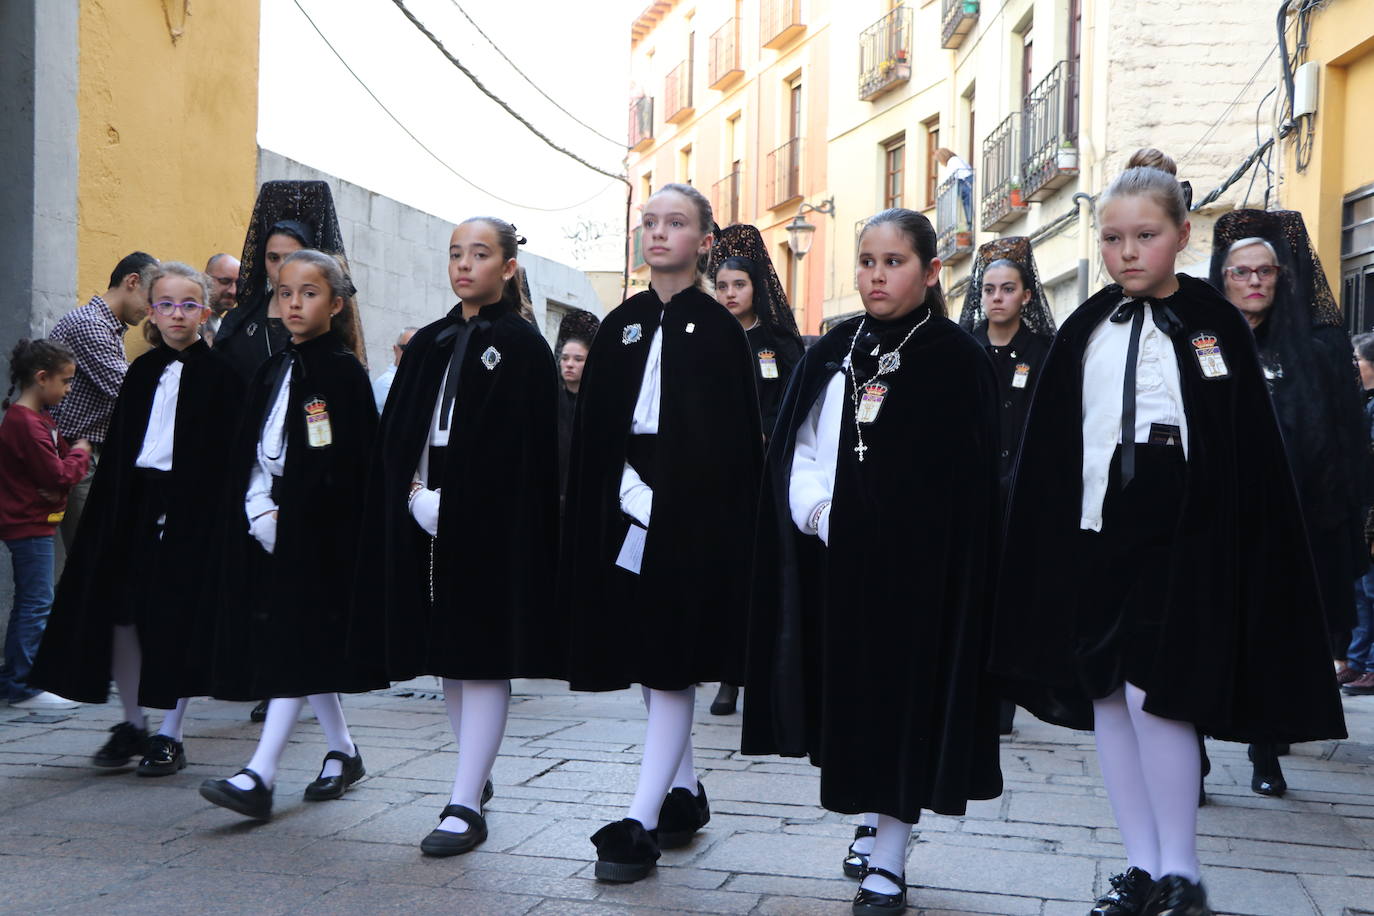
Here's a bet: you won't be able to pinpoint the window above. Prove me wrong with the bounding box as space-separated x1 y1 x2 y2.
883 135 906 210
680 145 694 185
924 120 940 208
789 78 803 141
641 172 653 206
1342 184 1374 334
1021 27 1034 104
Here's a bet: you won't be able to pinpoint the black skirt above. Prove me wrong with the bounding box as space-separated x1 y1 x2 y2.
1074 444 1186 700
112 469 173 626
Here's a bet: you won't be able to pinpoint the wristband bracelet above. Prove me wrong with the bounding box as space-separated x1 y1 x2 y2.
808 501 829 534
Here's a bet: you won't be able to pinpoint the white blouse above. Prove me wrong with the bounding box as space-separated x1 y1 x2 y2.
1080 300 1189 531
619 324 664 525
133 360 183 471
244 368 292 523
789 369 846 541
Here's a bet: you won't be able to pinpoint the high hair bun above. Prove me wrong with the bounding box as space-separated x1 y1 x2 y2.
1126 147 1177 175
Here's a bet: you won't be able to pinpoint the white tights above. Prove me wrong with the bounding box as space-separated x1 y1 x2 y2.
860 814 913 896
625 686 698 829
228 693 356 790
110 624 145 728
1093 683 1201 882
437 678 510 834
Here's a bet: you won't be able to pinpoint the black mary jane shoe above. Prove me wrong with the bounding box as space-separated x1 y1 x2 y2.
1247 743 1287 798
1090 866 1155 916
591 817 660 883
303 749 365 801
1141 875 1214 916
137 735 187 777
656 781 710 849
199 768 273 820
843 824 878 878
419 803 488 857
249 700 269 723
710 684 739 716
852 866 906 915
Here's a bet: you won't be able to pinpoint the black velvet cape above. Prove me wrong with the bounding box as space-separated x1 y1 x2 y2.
990 275 1347 744
741 309 1005 823
205 330 386 700
350 299 562 680
746 322 804 442
30 342 242 709
560 285 762 691
969 322 1051 488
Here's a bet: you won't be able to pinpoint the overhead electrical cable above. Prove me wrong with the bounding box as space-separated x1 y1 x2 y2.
291 0 620 213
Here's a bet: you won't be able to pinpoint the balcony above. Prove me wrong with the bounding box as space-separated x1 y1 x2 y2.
767 137 802 209
935 174 974 265
632 225 645 270
941 0 979 50
664 61 694 124
1021 60 1079 202
629 96 653 151
709 19 743 89
981 112 1028 232
858 6 912 102
712 169 742 226
761 0 805 50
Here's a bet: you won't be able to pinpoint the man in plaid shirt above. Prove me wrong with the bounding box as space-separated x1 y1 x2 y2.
49 251 158 574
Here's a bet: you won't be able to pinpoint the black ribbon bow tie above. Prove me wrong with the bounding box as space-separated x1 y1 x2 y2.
1109 297 1181 489
434 315 491 432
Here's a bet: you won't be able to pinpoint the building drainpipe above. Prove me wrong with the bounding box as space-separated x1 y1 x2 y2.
1073 192 1094 304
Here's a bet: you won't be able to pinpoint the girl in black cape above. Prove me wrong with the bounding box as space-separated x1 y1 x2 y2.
1209 208 1365 798
556 308 600 514
350 217 560 857
959 238 1056 742
215 181 366 384
991 150 1346 916
707 223 806 717
30 263 242 775
743 209 1003 916
561 183 762 882
199 250 385 822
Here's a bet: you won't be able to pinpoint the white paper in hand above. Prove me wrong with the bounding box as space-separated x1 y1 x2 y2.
615 523 647 574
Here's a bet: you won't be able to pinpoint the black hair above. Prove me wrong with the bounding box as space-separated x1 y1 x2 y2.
5 338 76 409
859 208 947 317
459 217 534 321
107 251 158 291
713 255 773 316
981 258 1034 294
1355 333 1374 365
267 219 316 249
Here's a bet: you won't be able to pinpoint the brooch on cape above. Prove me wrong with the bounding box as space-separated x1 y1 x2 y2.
480 346 501 370
877 352 901 375
622 323 643 345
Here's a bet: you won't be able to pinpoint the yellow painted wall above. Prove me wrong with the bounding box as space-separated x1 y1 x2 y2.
1279 2 1374 282
77 1 259 304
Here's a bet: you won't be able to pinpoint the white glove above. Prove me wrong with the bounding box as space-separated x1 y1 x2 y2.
249 512 278 555
816 502 832 546
620 484 653 528
410 487 441 537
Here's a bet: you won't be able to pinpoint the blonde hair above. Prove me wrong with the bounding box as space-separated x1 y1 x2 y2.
143 262 213 346
1097 148 1188 227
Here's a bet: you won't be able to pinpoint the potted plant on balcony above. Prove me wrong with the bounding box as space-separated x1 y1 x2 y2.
1056 141 1079 172
1009 178 1025 209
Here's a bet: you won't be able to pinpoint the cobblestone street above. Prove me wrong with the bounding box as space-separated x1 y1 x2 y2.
0 680 1371 915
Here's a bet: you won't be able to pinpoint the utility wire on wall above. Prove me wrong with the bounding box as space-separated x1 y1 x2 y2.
290 0 618 213
390 0 628 185
445 0 625 148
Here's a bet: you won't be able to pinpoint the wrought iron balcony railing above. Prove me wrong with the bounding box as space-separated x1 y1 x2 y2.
629 96 653 151
936 174 974 264
767 137 802 209
712 169 743 226
858 6 912 102
941 0 979 50
709 18 743 89
761 0 805 50
1021 60 1079 202
664 61 694 124
981 112 1027 231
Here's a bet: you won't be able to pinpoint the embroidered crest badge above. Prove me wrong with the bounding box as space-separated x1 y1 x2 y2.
1190 331 1230 380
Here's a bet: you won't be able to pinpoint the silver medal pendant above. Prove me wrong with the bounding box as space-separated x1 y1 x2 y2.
480 346 501 370
622 323 643 345
877 351 901 375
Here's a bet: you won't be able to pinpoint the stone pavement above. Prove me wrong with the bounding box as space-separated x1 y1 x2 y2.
0 680 1371 916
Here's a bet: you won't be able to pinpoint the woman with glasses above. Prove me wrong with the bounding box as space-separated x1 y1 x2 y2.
1208 209 1366 798
31 263 243 777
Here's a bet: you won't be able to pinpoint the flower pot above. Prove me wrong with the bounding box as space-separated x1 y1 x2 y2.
1009 188 1025 208
1056 148 1079 171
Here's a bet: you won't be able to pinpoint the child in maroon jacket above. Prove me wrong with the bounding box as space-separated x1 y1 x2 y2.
0 339 91 708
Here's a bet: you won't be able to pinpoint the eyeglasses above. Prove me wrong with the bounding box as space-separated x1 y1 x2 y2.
1223 265 1280 282
151 300 209 316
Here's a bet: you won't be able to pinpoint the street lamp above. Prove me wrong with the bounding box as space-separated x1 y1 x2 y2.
785 197 835 260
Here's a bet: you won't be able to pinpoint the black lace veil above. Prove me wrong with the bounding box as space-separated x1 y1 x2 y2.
957 236 1057 337
708 224 803 347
